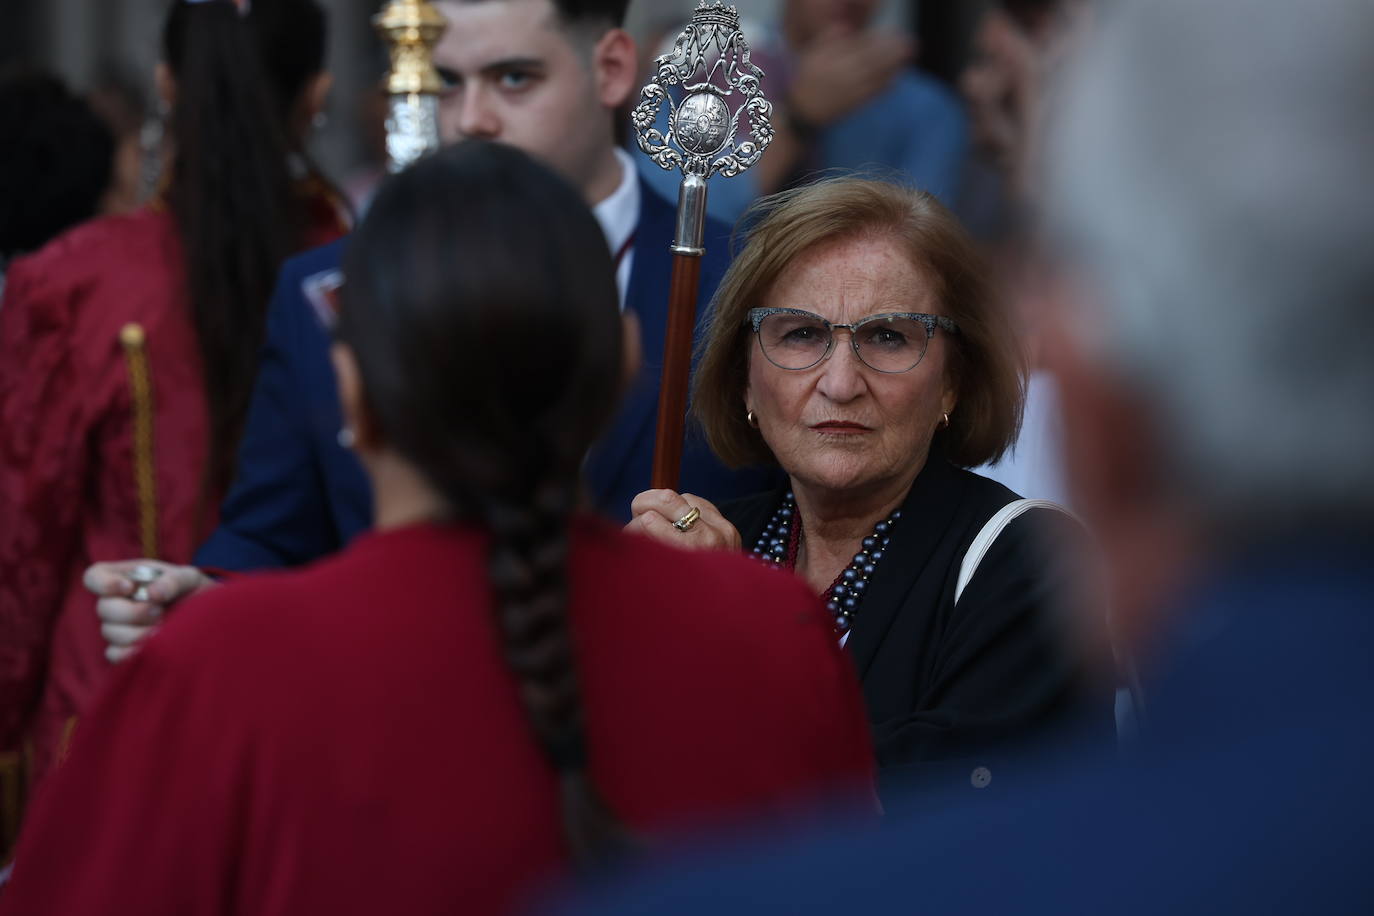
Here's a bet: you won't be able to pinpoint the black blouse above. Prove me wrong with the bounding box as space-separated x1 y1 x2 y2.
724 456 1107 798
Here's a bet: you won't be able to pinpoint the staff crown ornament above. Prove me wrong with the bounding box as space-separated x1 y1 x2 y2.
633 0 773 180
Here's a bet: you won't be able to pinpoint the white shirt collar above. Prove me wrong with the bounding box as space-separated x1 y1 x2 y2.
592 148 640 308
592 147 640 255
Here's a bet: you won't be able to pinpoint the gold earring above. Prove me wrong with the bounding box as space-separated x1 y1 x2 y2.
746 408 759 428
940 412 950 429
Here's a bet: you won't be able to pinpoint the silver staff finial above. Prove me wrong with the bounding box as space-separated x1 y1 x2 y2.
633 1 772 180
374 0 449 173
633 1 772 254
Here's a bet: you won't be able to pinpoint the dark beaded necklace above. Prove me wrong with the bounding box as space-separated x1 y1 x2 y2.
751 491 900 637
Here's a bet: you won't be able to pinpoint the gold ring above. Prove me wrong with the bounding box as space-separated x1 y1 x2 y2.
672 506 702 532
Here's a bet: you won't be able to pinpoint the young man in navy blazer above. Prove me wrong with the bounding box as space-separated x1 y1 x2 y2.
87 0 772 651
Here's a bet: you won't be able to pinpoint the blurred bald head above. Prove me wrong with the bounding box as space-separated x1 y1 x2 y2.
1048 0 1374 533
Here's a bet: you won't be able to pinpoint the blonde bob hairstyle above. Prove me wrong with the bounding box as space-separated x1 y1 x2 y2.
692 177 1026 470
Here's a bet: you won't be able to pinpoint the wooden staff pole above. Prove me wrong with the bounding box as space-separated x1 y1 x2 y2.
119 323 159 560
635 1 773 490
651 176 708 489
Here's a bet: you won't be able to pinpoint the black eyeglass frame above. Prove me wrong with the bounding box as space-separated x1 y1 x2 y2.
744 306 960 374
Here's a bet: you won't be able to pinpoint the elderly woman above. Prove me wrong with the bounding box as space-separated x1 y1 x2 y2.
631 177 1098 785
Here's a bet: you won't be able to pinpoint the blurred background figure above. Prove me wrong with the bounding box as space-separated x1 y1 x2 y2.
0 69 115 296
0 0 381 195
0 141 875 915
2 0 1046 231
84 64 152 216
636 0 967 224
554 0 1374 911
0 0 345 860
960 0 1093 506
959 0 1091 245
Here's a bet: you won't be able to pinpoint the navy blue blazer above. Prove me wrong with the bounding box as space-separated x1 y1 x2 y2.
555 535 1374 915
196 180 772 571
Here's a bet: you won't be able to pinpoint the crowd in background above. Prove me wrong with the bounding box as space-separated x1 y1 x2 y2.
1 0 1371 912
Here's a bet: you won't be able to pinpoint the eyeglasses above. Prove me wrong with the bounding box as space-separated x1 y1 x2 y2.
746 307 959 374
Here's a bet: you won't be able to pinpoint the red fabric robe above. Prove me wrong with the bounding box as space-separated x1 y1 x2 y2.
0 201 346 818
0 521 876 914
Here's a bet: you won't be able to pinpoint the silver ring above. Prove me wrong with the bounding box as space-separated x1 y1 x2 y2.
672 506 702 533
128 564 162 603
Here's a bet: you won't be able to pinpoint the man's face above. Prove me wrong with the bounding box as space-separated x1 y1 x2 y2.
432 0 611 197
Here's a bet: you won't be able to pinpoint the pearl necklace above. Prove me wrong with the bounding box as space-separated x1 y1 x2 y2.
751 491 901 637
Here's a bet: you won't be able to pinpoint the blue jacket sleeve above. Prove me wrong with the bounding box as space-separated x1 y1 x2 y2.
894 74 968 203
193 247 347 572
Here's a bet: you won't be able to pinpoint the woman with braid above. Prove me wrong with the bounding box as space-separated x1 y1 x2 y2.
0 142 874 914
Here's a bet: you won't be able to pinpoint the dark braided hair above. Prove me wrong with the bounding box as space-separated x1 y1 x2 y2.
161 0 331 500
335 141 632 867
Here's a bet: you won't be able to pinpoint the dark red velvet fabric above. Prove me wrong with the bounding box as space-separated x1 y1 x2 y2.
2 521 875 914
0 200 345 796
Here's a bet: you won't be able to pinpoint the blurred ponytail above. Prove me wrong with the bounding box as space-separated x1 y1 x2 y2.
161 0 328 497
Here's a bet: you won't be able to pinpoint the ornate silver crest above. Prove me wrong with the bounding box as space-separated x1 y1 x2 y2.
633 0 773 181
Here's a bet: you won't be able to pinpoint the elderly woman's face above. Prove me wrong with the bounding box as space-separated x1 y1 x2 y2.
746 234 957 498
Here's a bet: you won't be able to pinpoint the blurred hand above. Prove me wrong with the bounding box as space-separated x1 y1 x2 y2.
961 3 1093 205
83 560 217 663
788 27 914 128
961 9 1040 195
626 490 742 553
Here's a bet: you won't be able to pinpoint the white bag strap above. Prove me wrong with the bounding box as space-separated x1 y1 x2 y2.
955 499 1077 605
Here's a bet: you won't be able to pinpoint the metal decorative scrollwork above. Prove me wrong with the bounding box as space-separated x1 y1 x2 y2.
633 0 773 180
